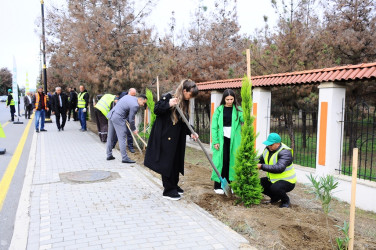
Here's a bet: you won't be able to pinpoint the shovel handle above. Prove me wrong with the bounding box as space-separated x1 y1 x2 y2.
125 121 143 154
175 105 223 179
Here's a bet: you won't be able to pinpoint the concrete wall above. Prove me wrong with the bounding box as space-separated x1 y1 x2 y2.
295 165 376 212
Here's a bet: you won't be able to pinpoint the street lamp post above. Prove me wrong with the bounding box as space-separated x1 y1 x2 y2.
41 0 47 93
40 0 52 123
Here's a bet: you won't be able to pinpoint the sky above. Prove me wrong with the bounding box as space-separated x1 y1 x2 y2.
0 0 277 90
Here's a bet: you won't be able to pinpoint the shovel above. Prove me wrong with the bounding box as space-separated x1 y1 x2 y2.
125 121 143 154
175 105 232 197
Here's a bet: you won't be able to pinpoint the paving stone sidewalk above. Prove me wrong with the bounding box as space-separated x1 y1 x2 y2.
12 119 250 250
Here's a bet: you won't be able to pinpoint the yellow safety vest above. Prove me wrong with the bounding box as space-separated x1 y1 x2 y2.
77 92 87 108
95 94 115 117
9 94 15 106
262 143 297 184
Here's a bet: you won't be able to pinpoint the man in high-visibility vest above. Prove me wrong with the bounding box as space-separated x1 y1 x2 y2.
32 86 49 133
94 94 117 142
6 89 16 122
75 85 89 131
257 133 296 208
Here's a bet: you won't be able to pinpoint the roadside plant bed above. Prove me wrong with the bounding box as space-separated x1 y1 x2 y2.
135 147 376 250
87 122 376 249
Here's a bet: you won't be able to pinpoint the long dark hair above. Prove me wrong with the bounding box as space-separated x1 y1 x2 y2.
171 79 199 124
220 89 242 120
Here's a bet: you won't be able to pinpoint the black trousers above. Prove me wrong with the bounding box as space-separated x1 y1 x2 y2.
214 136 231 189
25 105 33 118
55 108 67 129
162 165 180 195
260 177 295 203
68 107 78 121
9 105 15 121
95 108 109 142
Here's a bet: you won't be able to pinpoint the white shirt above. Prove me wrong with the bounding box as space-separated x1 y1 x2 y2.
223 126 231 138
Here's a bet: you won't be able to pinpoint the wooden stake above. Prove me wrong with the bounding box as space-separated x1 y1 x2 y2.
246 49 251 80
349 148 358 250
156 76 160 101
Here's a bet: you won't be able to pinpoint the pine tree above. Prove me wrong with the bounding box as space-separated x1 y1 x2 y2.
231 76 263 207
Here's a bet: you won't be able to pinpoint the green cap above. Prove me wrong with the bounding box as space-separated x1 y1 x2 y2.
263 133 281 146
8 89 12 92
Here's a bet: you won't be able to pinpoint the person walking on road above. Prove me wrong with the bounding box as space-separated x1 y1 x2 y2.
211 89 243 194
76 85 89 131
24 92 33 119
6 89 16 122
32 86 49 133
51 87 69 131
106 94 147 164
144 80 199 201
68 87 78 121
94 93 117 142
257 133 296 208
117 88 137 153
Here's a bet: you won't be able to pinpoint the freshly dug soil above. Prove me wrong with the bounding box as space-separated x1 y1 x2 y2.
87 122 376 249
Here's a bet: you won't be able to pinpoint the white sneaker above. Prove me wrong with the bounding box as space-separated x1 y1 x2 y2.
214 189 225 195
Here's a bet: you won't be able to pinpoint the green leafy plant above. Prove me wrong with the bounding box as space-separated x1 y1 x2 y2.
145 88 156 129
307 174 339 248
231 76 263 207
335 221 350 250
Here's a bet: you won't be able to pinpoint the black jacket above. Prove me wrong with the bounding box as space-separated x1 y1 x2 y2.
51 93 69 113
69 90 78 109
259 144 293 173
144 93 191 177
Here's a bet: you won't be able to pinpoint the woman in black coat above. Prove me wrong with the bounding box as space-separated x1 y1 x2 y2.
144 79 199 200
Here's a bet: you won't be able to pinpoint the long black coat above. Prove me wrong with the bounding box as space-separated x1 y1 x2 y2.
144 93 191 177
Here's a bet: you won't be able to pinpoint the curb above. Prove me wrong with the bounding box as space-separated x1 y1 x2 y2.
9 131 37 250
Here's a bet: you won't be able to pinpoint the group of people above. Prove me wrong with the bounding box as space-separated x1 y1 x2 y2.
6 85 89 133
143 80 296 207
6 80 297 208
92 79 296 207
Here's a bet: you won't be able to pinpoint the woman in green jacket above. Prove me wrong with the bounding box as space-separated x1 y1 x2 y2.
211 89 243 194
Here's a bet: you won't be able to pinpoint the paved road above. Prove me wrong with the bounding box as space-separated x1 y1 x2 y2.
0 99 34 250
10 117 249 249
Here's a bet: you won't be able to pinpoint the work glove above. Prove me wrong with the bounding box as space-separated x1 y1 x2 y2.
83 108 87 112
75 108 78 112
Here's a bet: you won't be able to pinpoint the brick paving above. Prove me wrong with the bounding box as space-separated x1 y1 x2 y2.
13 120 249 250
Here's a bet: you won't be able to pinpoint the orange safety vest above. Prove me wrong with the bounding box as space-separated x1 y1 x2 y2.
35 93 47 110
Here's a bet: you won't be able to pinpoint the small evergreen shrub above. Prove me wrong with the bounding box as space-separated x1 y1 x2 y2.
231 76 263 206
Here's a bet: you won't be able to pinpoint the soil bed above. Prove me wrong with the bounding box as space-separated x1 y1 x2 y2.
87 122 376 249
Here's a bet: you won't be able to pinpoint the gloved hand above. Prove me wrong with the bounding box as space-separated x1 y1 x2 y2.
83 108 87 112
75 108 78 112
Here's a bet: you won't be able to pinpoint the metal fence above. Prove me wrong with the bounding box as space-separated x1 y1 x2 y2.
339 103 376 181
269 106 318 168
194 100 211 144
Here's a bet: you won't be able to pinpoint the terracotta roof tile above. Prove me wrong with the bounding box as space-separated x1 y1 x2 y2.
196 62 376 90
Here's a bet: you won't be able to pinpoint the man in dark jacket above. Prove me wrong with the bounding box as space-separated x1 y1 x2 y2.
76 85 89 131
257 133 296 208
32 86 49 132
68 87 78 121
24 92 33 119
51 87 69 131
6 89 16 121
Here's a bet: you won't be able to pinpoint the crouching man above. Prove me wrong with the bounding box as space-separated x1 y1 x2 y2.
257 133 296 208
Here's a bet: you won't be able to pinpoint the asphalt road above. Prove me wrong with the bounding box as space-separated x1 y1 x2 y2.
0 99 34 250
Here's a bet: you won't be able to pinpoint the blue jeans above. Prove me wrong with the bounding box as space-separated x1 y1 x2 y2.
35 109 45 130
78 108 87 130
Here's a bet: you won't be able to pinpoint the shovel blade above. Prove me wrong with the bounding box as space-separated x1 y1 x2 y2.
220 178 232 197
